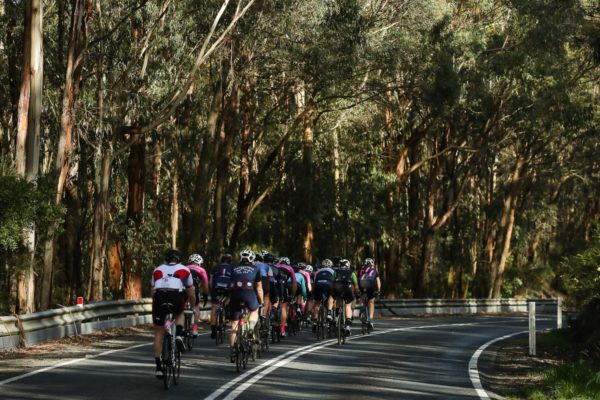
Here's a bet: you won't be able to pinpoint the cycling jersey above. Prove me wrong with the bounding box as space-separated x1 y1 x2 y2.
291 272 307 299
151 263 193 291
358 265 379 299
332 268 357 303
313 268 334 302
274 263 297 301
298 269 312 293
228 262 261 320
210 262 232 299
150 262 192 325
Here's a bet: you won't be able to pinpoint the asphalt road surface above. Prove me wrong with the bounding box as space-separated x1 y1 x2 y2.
0 315 555 400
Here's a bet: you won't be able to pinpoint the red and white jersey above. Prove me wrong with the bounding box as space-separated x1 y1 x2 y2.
151 263 193 291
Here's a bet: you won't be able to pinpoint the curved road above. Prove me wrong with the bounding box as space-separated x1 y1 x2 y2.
0 315 553 400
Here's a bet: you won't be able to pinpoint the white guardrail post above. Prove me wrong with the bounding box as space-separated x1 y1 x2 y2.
528 300 536 356
556 297 562 329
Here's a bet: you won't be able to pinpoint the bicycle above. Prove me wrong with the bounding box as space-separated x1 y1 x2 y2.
270 303 282 344
335 297 347 345
183 302 195 350
214 294 227 346
359 292 374 335
258 305 270 353
232 303 257 372
160 303 181 390
315 296 328 341
288 300 301 337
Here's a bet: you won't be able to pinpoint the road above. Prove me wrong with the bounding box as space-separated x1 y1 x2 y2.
0 315 554 400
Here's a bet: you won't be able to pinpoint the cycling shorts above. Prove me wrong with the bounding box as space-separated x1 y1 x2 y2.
152 290 185 326
332 281 354 303
359 280 378 299
228 290 259 320
313 282 332 303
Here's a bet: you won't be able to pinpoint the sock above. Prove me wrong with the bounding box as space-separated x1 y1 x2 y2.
249 319 258 330
155 357 161 369
176 325 184 337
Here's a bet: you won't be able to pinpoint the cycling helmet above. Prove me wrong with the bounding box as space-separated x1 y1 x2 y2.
297 262 307 270
221 253 233 263
264 253 276 263
305 264 313 273
188 253 203 265
332 256 342 266
279 257 290 265
321 259 333 268
364 258 374 267
339 259 351 269
165 248 182 263
240 249 256 263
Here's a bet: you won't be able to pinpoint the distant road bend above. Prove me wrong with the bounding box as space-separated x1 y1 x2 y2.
0 315 554 400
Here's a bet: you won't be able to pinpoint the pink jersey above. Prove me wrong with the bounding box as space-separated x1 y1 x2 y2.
187 264 209 287
151 263 193 291
298 269 312 292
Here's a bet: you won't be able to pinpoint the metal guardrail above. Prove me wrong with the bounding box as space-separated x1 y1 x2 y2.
0 297 560 351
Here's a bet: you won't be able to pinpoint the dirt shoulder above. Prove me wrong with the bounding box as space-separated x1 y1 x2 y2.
480 336 570 399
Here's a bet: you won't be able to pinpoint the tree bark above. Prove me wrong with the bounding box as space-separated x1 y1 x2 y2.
489 157 524 298
88 149 112 302
187 78 224 253
40 0 91 310
123 129 145 300
302 100 316 263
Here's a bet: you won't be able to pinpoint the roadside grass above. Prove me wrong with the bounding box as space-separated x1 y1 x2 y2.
507 329 600 400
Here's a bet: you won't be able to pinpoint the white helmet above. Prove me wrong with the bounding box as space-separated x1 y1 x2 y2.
305 265 313 273
364 258 374 267
240 249 256 263
339 259 351 269
321 259 333 268
188 253 203 265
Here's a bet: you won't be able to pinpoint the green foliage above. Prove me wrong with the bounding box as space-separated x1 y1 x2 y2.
559 232 600 307
525 360 600 400
0 174 65 253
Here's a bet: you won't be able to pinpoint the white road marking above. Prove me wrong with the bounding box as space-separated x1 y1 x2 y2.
468 330 527 400
205 322 479 400
0 332 210 386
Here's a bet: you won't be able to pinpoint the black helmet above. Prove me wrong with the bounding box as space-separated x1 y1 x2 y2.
332 256 342 266
221 253 233 263
264 253 276 263
165 248 182 263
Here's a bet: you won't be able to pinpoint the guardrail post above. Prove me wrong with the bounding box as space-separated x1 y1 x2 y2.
528 301 536 356
556 297 562 329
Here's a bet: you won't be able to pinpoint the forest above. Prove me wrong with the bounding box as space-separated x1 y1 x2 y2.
0 0 598 315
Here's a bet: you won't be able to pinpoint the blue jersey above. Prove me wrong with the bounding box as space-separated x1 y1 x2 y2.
255 262 274 282
314 267 334 285
229 263 261 292
211 262 232 290
290 272 307 299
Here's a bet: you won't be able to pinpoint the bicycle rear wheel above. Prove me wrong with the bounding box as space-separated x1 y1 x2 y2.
235 325 243 373
162 335 174 390
184 311 194 350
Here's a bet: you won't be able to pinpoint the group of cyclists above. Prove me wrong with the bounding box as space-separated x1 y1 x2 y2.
149 248 382 379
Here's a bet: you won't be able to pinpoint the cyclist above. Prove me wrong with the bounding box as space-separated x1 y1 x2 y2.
151 249 195 379
255 251 274 320
209 253 233 339
297 262 312 314
358 258 381 329
328 258 359 335
291 263 308 318
312 259 334 331
228 249 264 362
273 257 297 337
186 253 209 336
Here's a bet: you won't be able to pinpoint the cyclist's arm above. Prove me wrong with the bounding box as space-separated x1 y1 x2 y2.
352 273 359 292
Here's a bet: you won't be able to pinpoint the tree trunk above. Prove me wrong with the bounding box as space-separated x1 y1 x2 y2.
107 241 122 299
40 0 91 310
213 83 238 258
123 129 145 300
187 78 224 253
171 158 179 248
230 78 253 249
489 158 524 298
88 149 112 302
302 100 316 263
